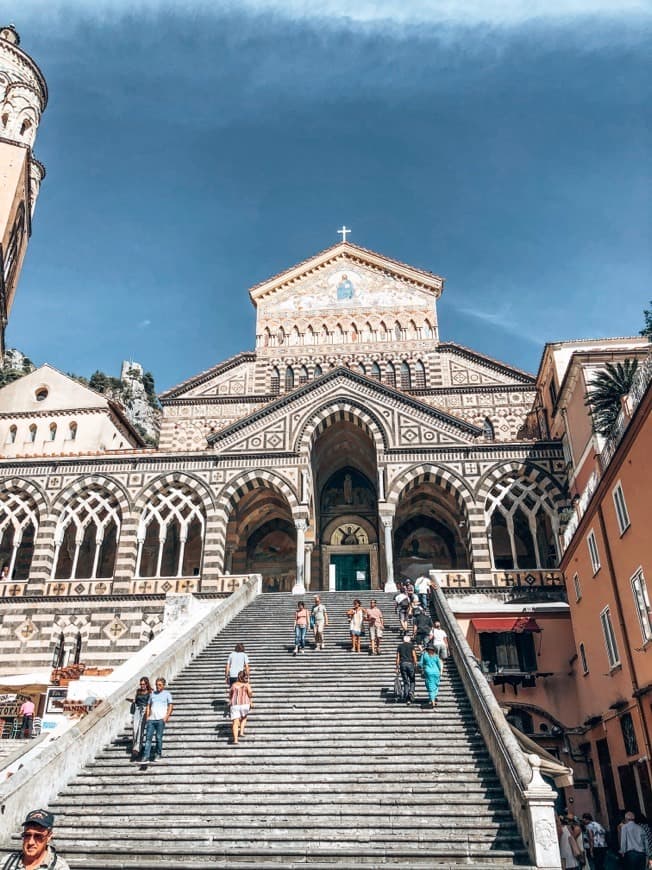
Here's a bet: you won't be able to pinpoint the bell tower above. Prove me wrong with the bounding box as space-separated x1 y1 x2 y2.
0 25 48 358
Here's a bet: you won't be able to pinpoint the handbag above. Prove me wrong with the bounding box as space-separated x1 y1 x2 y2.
130 702 136 715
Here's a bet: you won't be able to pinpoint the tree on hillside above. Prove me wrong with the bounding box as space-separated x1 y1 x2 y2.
642 300 652 341
585 359 639 436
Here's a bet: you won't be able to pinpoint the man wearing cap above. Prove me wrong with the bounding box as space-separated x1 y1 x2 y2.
1 809 70 869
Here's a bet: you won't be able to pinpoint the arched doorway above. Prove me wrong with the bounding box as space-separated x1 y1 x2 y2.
310 418 380 589
226 484 296 592
393 477 470 580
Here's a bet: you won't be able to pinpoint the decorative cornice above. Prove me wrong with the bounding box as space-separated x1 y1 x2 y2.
0 406 104 419
163 394 271 407
438 342 535 384
208 366 484 446
0 593 167 605
412 384 536 397
248 241 444 304
0 38 48 108
160 352 256 401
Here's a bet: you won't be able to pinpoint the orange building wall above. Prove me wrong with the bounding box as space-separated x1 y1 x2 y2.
562 387 652 824
459 614 580 727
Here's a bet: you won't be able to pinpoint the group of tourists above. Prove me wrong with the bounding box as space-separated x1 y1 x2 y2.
126 675 174 768
292 596 330 654
558 809 652 869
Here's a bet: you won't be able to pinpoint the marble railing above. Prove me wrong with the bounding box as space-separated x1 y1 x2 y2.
431 582 562 869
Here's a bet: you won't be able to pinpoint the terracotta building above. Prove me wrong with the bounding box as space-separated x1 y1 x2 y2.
543 341 652 828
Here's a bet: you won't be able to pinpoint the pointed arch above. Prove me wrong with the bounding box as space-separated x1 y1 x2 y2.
400 361 411 390
482 465 565 570
52 485 122 580
414 360 426 389
285 365 295 391
385 360 396 389
296 401 389 455
313 363 323 378
298 365 309 385
305 325 315 345
135 482 206 578
0 484 41 580
270 366 280 395
218 470 300 516
370 361 381 380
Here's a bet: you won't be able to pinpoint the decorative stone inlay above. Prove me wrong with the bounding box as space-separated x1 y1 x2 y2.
103 617 128 641
15 618 38 641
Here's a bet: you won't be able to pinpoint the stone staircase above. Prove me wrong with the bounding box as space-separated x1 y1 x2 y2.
23 593 532 867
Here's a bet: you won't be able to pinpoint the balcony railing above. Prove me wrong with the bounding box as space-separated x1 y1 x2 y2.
599 352 652 472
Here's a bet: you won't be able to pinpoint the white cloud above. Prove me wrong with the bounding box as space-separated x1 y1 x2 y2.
16 0 652 27
450 301 544 345
138 319 152 329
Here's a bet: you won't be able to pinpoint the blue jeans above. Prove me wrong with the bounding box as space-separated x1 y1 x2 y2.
142 719 165 761
294 625 307 649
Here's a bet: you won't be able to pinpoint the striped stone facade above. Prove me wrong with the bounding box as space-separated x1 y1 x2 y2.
0 242 568 671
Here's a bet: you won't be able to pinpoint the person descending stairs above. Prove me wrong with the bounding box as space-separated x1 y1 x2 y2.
28 593 534 868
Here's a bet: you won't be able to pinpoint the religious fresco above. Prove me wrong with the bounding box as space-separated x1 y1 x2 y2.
319 467 376 516
258 260 436 316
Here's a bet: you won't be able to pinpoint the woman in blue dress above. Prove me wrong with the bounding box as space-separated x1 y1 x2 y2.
419 643 442 708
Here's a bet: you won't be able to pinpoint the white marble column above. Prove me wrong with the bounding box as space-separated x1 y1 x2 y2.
292 519 307 595
304 543 313 591
381 514 397 592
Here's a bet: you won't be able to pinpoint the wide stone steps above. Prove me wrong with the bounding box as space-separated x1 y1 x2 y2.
32 592 534 867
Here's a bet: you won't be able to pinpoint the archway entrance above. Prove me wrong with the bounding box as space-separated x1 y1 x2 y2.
226 484 296 592
310 418 380 590
394 477 469 580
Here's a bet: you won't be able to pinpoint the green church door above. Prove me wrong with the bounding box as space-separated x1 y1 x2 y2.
332 554 370 591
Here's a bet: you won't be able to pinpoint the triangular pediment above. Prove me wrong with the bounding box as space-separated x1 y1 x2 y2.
160 353 256 401
0 364 112 412
209 368 481 455
249 242 444 316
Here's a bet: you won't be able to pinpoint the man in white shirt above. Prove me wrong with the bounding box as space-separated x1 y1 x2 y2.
141 677 174 768
415 576 431 610
429 621 449 660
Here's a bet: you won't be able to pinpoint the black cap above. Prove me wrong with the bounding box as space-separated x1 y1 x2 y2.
23 809 54 830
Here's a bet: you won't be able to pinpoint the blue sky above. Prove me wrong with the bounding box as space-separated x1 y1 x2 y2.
6 0 652 390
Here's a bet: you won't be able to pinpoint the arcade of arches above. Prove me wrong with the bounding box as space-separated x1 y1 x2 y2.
0 459 561 592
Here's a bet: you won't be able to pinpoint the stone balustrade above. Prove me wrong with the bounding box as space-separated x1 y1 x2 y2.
430 580 562 869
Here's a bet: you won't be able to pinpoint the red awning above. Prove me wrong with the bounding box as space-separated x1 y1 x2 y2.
471 617 541 634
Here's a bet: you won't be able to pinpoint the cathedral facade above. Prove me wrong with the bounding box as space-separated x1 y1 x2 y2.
0 241 567 606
